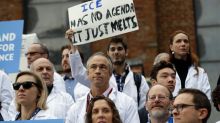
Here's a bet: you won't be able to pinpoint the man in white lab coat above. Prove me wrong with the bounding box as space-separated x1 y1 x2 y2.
60 45 89 101
26 41 66 92
30 58 74 119
139 61 176 123
65 30 149 109
65 52 140 123
106 37 149 109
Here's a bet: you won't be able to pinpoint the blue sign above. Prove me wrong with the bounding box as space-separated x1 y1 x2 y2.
0 119 64 123
0 20 24 73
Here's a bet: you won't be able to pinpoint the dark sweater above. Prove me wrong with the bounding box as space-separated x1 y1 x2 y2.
172 57 191 88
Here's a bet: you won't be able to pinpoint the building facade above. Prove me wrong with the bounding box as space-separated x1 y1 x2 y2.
1 1 219 122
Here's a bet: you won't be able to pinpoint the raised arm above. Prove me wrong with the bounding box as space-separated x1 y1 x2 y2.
65 29 90 87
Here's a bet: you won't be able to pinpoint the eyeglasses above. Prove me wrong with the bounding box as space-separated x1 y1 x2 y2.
148 95 169 101
25 52 44 57
173 104 196 113
13 81 38 90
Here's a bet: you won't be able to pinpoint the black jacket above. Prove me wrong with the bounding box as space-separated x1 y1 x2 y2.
138 107 148 123
217 75 220 85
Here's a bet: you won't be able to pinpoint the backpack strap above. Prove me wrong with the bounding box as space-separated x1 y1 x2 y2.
133 72 142 106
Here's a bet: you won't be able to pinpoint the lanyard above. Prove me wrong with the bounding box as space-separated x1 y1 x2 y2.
15 107 41 120
86 88 113 112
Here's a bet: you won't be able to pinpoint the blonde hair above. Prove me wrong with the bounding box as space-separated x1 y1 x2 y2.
15 71 48 111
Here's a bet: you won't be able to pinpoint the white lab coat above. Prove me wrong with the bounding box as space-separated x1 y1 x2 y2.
173 65 211 99
29 110 57 120
69 51 149 109
65 87 140 123
110 70 149 109
73 82 90 101
11 109 57 120
8 84 74 120
0 71 13 121
54 72 66 92
45 85 74 119
69 51 89 87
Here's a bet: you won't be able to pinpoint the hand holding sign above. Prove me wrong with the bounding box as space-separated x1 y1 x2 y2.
65 29 74 42
65 29 78 54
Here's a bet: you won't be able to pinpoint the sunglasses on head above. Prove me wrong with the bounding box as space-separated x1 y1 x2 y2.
13 81 38 90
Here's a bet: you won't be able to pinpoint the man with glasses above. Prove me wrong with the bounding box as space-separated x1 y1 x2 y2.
26 42 65 92
30 58 74 119
139 61 176 123
173 88 211 123
145 84 173 123
26 43 48 68
66 52 140 123
65 29 149 109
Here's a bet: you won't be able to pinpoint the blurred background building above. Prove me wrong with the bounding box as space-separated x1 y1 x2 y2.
1 0 220 122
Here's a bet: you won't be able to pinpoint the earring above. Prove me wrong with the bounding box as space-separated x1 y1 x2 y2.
172 51 174 54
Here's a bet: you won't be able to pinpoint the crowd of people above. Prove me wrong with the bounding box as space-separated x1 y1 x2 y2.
0 29 219 123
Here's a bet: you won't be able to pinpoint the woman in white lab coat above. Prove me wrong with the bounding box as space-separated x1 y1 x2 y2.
13 71 53 120
169 30 211 99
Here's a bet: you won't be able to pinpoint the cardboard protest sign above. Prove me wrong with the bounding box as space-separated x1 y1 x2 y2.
2 119 64 123
19 33 40 71
0 20 23 73
68 0 139 45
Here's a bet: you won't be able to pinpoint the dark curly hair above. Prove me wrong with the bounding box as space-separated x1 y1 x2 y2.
212 85 220 111
85 96 122 123
107 37 127 52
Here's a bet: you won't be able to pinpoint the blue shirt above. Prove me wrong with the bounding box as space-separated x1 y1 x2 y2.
167 116 173 123
147 113 173 123
63 75 77 101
